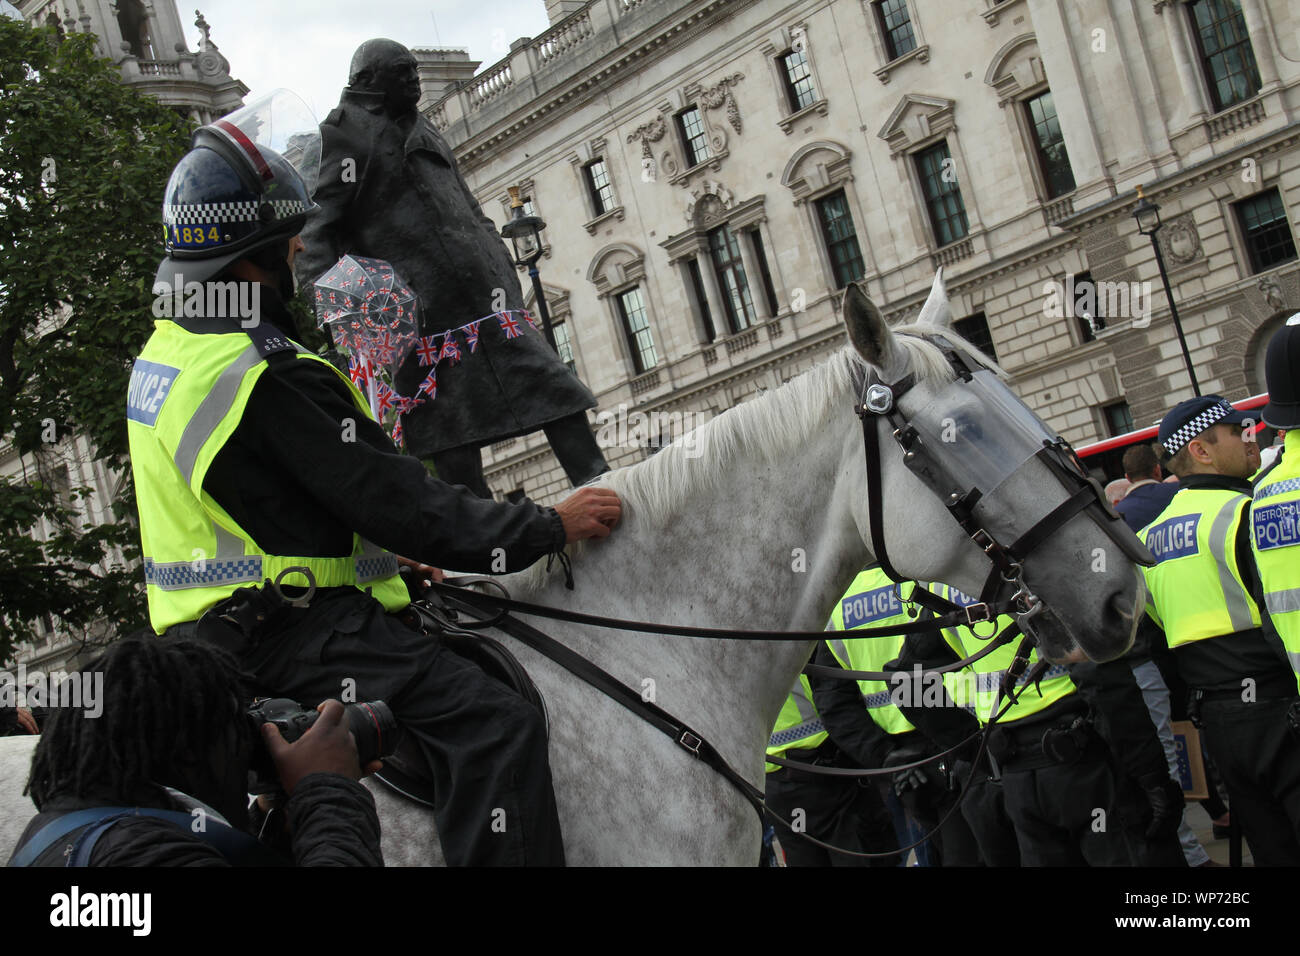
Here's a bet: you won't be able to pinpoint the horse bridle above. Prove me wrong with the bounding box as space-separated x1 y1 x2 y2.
853 332 1156 632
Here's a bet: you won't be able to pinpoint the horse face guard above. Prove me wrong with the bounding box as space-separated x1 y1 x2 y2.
854 333 1155 640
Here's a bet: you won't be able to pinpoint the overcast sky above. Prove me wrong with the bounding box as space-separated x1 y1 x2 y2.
192 1 553 120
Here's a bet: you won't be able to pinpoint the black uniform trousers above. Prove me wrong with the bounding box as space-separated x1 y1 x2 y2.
171 587 565 866
432 412 609 499
955 766 1022 866
764 747 900 867
1200 695 1300 865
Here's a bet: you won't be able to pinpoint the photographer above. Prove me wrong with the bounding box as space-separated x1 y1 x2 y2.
7 636 383 867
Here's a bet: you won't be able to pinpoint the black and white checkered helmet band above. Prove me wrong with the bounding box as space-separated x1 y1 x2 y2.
164 199 308 226
1162 400 1236 456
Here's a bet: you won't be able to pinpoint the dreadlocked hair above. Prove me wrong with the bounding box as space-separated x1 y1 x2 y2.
26 634 252 810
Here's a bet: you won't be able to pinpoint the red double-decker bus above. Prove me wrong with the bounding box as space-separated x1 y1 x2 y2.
1076 393 1272 483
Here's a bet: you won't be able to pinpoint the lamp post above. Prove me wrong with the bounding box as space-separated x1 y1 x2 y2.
1132 185 1201 397
500 186 559 354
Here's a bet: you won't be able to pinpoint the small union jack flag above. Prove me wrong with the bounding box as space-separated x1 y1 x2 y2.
500 312 522 339
523 309 540 331
347 358 368 388
375 383 394 417
464 319 483 353
391 417 404 448
439 335 461 364
415 335 440 366
420 369 437 400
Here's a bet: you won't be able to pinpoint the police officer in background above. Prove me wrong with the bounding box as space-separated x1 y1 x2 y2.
131 94 621 866
1140 394 1300 864
1252 316 1300 689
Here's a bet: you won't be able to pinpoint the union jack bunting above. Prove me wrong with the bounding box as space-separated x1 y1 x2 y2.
499 312 523 339
415 335 440 366
439 335 461 364
375 383 395 417
464 319 483 353
420 370 437 400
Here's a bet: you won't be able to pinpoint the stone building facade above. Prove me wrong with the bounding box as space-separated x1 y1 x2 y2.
3 1 245 672
421 0 1298 504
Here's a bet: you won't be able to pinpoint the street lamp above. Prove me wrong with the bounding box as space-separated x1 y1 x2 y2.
1132 185 1201 397
500 186 559 354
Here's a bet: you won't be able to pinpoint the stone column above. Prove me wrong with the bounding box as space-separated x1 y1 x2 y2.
756 219 789 315
696 249 731 335
1239 0 1280 91
737 230 771 320
1159 0 1209 122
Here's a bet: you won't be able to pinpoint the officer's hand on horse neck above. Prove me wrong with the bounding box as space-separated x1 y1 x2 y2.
555 487 622 543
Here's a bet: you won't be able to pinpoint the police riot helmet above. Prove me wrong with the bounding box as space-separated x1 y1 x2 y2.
155 89 321 290
1262 314 1300 430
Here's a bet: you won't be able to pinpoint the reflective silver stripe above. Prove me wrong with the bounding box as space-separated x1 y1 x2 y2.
1286 650 1300 675
1265 587 1300 616
789 679 818 723
174 344 264 484
827 638 851 670
769 718 825 749
213 522 245 561
1256 478 1300 501
1208 497 1256 633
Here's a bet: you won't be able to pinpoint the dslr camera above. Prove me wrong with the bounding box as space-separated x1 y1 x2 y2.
245 697 401 794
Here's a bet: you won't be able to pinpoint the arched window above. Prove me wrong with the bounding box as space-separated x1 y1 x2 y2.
115 0 155 59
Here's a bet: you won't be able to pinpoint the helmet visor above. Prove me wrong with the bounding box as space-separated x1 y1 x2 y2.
207 88 321 196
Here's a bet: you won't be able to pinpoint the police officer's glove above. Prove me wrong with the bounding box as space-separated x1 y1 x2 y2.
1138 772 1185 840
882 745 930 797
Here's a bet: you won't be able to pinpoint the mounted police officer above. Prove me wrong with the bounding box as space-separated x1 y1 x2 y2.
296 39 608 498
1139 393 1300 865
131 92 622 866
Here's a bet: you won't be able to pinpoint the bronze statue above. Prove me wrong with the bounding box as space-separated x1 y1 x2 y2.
297 39 608 497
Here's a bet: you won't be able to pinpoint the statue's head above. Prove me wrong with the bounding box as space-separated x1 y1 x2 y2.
348 38 420 114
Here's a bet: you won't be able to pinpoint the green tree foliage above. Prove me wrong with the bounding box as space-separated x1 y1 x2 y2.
0 17 192 662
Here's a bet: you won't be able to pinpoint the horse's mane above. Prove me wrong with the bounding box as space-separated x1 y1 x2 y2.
514 322 998 590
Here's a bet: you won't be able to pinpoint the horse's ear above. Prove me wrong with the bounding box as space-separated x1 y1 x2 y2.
916 267 953 328
842 282 906 378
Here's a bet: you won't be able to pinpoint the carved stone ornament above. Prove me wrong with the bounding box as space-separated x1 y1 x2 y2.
1258 274 1286 311
1159 213 1202 265
687 183 736 227
626 115 666 159
699 73 745 134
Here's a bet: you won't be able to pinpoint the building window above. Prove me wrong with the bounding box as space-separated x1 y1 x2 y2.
1072 271 1106 343
1103 402 1135 437
616 287 658 374
915 141 969 247
584 159 615 216
874 0 917 61
1188 0 1262 112
1024 91 1075 199
552 319 576 374
1234 188 1298 274
676 107 712 168
780 49 818 112
815 191 866 289
708 225 756 334
954 311 997 364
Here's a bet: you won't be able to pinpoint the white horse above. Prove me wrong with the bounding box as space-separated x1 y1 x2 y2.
1 272 1144 865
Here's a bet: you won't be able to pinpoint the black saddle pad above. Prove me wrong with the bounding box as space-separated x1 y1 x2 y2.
372 630 547 807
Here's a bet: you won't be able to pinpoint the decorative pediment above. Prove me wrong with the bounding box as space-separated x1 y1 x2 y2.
877 94 957 156
686 181 736 226
984 34 1045 106
780 140 853 203
587 243 646 297
522 282 571 316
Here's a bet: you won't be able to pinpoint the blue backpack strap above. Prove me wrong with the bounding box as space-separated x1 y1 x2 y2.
8 808 133 867
13 807 287 867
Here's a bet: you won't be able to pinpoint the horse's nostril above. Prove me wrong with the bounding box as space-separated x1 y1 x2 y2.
1109 592 1136 622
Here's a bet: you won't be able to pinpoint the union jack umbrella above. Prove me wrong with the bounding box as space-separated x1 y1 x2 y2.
311 254 421 382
